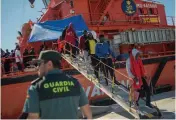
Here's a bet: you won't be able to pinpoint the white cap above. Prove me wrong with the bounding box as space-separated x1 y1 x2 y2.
132 48 141 57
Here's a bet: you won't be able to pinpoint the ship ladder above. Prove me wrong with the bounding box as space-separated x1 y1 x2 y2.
61 41 162 119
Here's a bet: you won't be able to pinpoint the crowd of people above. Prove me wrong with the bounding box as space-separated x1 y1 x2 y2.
1 40 55 76
57 23 153 108
57 23 118 86
1 43 37 75
1 23 153 109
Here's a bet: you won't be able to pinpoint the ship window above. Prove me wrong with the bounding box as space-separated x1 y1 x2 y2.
148 8 153 15
138 8 143 15
70 0 74 8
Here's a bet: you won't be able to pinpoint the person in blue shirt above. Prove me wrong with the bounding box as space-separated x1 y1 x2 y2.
95 34 117 86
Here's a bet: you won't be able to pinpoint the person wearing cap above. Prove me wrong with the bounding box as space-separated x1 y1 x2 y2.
126 48 152 108
15 46 23 72
95 34 117 86
21 50 92 119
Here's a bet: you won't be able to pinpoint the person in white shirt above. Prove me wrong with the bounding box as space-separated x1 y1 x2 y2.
15 46 23 71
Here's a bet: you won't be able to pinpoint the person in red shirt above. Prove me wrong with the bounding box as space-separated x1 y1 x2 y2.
64 23 78 58
79 30 88 62
126 48 152 108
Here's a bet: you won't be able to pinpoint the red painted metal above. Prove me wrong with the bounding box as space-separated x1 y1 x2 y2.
98 0 114 25
2 0 175 118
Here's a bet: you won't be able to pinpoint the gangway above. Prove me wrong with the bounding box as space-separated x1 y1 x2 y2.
61 47 162 119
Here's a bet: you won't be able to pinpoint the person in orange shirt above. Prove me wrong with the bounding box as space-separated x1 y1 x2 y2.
57 36 65 53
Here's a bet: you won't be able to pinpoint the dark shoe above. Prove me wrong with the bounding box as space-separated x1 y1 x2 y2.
105 78 109 86
146 104 153 109
136 102 139 106
115 80 121 85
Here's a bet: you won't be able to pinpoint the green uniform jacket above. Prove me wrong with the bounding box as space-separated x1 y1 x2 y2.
23 69 88 119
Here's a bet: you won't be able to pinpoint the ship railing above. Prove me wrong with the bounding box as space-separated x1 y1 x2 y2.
1 47 175 77
142 51 175 58
1 54 73 77
1 55 38 77
61 41 140 118
61 41 164 119
142 0 161 4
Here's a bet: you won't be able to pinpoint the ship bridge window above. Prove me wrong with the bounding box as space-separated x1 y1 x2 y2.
138 8 143 15
148 8 153 15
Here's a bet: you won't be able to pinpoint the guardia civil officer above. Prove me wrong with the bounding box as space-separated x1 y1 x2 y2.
21 50 92 119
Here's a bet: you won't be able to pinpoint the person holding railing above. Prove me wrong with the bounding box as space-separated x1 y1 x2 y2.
85 32 98 77
15 46 23 72
95 34 117 86
23 49 29 68
10 50 17 73
126 48 153 108
79 30 89 62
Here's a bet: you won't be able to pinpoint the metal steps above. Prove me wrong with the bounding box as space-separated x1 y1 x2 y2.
62 54 162 119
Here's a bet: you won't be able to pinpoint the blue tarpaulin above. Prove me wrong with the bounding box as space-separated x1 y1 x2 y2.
28 15 89 43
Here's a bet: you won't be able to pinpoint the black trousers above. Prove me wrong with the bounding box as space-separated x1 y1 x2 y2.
75 46 79 56
65 43 76 58
4 61 10 74
65 43 71 55
137 77 151 105
90 54 99 78
95 57 117 85
16 62 23 71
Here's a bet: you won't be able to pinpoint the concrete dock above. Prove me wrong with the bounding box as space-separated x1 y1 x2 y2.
94 90 175 119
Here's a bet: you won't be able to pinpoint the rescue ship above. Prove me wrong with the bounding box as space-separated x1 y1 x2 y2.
1 0 175 118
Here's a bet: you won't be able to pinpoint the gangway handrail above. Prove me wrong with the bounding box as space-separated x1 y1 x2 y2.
61 41 162 119
61 54 140 119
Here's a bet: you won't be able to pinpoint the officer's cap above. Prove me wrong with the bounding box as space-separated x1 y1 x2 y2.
38 50 61 61
32 50 61 64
